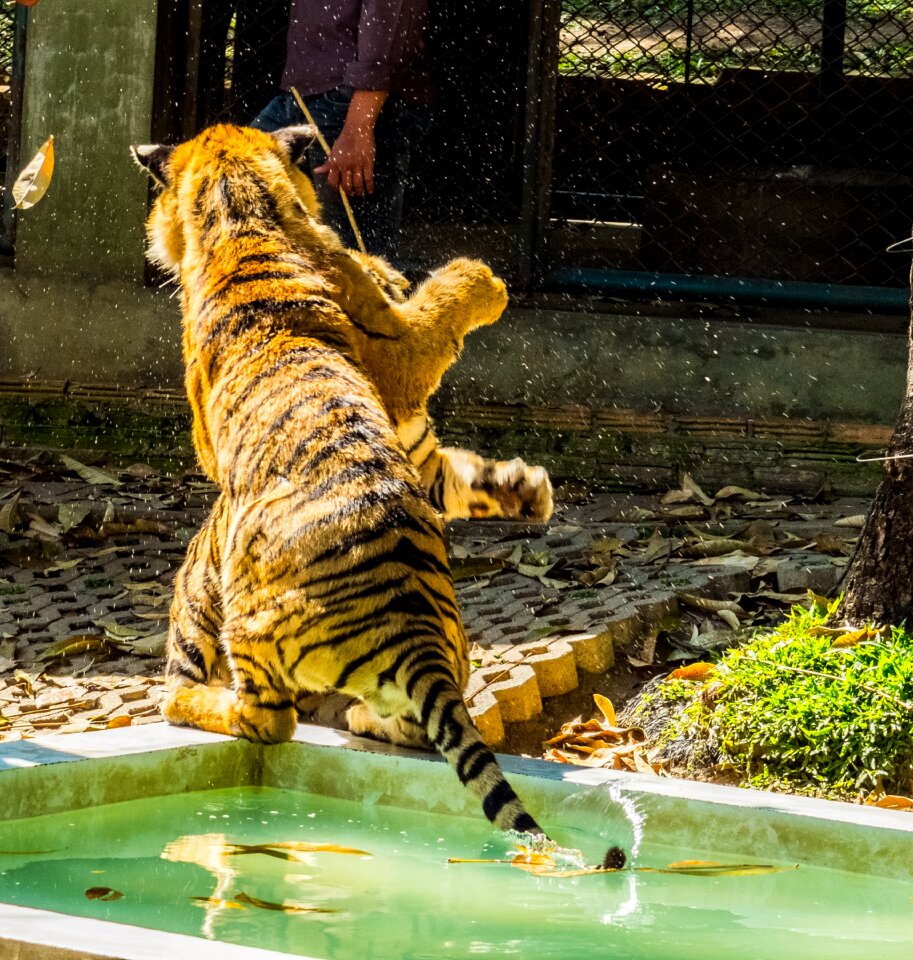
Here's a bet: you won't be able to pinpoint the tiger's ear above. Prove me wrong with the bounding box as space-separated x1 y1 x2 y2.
272 125 318 167
130 143 175 187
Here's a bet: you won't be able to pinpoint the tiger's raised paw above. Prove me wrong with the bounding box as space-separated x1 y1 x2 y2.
470 458 554 523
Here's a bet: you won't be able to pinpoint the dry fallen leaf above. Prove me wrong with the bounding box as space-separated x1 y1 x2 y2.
593 693 616 726
191 896 245 910
867 795 913 810
37 634 112 663
667 662 716 682
106 715 132 729
235 891 338 914
85 886 123 901
12 135 54 209
59 455 121 487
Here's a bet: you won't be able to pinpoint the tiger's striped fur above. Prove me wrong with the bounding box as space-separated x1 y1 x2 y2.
132 123 544 836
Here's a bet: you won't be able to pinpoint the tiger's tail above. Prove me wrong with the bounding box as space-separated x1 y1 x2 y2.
403 656 544 836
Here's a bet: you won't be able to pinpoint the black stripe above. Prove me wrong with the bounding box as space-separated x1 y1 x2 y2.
512 813 540 834
173 628 209 675
167 659 204 682
456 741 489 783
405 662 448 701
419 678 450 728
405 423 430 455
429 471 446 511
482 779 519 823
434 699 462 752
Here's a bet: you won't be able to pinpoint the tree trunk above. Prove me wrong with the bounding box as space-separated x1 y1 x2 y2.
841 266 913 624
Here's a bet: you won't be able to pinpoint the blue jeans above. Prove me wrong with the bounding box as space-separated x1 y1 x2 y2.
251 87 431 262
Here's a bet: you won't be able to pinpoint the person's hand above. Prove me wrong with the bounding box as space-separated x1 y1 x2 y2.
314 89 388 196
314 121 376 196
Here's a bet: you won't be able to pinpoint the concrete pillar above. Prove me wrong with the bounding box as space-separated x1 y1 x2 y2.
16 0 158 281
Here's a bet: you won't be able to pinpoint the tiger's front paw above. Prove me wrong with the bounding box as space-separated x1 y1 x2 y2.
471 458 554 523
433 258 508 331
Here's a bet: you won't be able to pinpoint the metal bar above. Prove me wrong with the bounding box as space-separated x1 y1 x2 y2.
183 0 204 139
820 0 847 94
683 0 695 85
517 0 561 290
2 4 28 255
547 266 911 314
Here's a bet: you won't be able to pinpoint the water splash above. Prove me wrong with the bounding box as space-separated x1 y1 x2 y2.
551 779 646 866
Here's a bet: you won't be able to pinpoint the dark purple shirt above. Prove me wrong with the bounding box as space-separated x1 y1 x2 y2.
282 0 431 101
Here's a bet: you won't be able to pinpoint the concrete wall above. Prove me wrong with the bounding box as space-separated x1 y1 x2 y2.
16 0 158 281
0 0 178 388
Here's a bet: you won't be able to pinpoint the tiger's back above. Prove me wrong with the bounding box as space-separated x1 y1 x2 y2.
133 124 543 838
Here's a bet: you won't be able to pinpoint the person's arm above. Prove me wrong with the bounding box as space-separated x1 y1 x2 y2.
314 90 388 196
314 0 425 197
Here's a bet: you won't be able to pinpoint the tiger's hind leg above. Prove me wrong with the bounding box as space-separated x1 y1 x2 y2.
346 701 430 750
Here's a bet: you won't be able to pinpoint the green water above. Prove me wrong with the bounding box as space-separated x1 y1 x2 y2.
0 786 911 959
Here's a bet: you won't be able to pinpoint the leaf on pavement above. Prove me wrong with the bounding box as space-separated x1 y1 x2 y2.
59 455 121 487
867 795 913 810
0 491 21 533
713 485 763 501
58 503 92 533
37 634 113 663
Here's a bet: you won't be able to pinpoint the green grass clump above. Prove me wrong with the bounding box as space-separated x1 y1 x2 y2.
678 598 913 799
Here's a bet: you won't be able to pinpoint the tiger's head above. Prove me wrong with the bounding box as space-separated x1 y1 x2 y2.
130 124 321 277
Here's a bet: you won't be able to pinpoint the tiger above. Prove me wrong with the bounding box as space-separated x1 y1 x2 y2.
130 123 552 839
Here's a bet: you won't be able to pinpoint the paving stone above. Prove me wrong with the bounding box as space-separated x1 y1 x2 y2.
776 556 844 594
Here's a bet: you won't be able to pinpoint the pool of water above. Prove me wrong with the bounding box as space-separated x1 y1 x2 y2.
0 786 910 960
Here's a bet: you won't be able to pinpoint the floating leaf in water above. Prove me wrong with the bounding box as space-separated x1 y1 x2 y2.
0 849 55 855
12 135 54 209
235 891 338 914
85 886 123 901
191 896 245 910
59 454 121 487
225 841 372 861
649 862 798 877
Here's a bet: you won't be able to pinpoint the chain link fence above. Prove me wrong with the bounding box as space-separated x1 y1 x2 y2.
175 0 913 302
550 0 913 292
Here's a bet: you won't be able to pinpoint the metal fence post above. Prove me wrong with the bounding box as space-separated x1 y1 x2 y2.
517 0 561 291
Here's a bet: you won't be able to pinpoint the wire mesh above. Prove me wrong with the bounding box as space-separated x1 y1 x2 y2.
551 0 913 288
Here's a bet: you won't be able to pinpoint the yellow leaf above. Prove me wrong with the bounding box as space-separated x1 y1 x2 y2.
106 715 132 729
12 135 54 210
869 795 913 810
667 662 716 681
667 859 722 868
655 862 798 877
830 626 878 649
191 896 245 910
593 693 616 726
